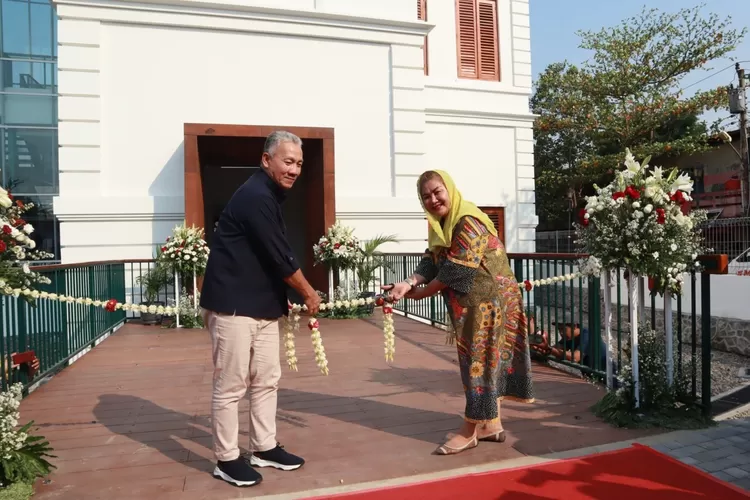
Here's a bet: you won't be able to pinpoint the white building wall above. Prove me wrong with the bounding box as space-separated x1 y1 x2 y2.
53 0 536 262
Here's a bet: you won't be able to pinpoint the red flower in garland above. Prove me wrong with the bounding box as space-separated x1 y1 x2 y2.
578 208 589 227
524 280 533 292
104 299 118 312
308 319 320 330
655 208 666 224
624 186 641 200
1 225 11 235
0 241 6 253
383 306 393 315
375 296 385 307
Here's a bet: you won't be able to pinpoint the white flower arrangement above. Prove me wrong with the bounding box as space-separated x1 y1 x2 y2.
158 224 210 277
0 384 26 460
312 220 363 270
0 185 54 300
575 149 707 295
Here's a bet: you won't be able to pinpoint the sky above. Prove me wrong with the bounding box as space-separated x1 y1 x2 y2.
529 0 750 131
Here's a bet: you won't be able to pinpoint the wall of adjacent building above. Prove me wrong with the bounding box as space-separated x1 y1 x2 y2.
53 0 536 263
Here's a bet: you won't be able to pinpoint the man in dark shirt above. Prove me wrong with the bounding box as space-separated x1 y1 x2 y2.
200 131 321 488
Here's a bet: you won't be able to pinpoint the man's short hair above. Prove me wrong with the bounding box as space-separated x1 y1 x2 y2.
264 131 303 157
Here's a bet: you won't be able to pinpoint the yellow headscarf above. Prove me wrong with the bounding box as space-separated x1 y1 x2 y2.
418 170 498 251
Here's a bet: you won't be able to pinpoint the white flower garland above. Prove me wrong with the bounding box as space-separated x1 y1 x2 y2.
2 270 591 377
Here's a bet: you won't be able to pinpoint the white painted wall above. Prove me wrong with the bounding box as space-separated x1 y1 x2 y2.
53 0 536 262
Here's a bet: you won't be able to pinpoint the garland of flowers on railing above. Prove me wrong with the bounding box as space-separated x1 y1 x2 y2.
1 266 599 377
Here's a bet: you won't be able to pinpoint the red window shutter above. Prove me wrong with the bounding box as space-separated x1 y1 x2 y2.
477 0 499 80
455 0 499 81
479 207 505 244
418 0 429 75
455 0 478 79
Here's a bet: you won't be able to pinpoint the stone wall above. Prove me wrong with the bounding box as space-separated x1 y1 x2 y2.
532 286 750 358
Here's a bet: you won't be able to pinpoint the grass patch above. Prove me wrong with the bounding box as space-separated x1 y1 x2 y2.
0 483 33 500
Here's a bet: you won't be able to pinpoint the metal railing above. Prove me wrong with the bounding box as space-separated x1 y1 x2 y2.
381 252 715 414
1 262 126 391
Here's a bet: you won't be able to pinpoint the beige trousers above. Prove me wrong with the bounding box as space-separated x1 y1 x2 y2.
206 310 281 462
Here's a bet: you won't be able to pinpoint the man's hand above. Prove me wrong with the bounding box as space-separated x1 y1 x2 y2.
303 292 321 316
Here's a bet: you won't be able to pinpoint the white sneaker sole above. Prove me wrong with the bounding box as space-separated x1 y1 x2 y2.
249 455 303 471
212 466 260 487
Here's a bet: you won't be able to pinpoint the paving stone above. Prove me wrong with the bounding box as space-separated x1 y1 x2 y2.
678 456 699 465
733 477 750 490
725 467 750 479
713 471 735 482
675 433 711 446
728 435 749 445
670 445 706 458
691 446 745 462
700 458 741 473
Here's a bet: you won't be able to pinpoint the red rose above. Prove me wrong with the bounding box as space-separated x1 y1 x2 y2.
0 241 6 253
334 243 341 249
104 299 118 312
308 319 320 330
15 200 23 208
383 306 393 315
624 186 640 200
1 225 11 235
656 208 666 224
375 296 385 307
161 246 167 252
507 367 515 374
612 191 626 201
524 280 533 292
582 218 589 227
14 218 25 227
671 191 686 204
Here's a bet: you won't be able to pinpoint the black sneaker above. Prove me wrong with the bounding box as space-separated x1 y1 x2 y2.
212 457 263 487
250 443 305 471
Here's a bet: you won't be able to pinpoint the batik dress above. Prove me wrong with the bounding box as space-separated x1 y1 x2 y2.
414 216 534 424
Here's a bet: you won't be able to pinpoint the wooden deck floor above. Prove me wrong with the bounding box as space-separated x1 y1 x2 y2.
22 314 655 499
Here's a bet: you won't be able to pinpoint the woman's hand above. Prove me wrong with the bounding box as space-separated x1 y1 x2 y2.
381 281 412 302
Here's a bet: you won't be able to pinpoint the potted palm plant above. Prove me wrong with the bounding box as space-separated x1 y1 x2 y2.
136 264 171 325
355 234 397 314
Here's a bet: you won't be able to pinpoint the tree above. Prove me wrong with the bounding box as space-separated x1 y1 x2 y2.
533 5 746 229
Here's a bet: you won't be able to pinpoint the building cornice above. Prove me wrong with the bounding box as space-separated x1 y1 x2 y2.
52 0 434 39
425 108 538 125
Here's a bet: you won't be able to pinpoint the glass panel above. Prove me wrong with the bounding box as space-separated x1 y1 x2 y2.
1 128 58 195
0 59 55 91
29 2 53 57
9 194 59 258
0 94 56 125
1 0 31 57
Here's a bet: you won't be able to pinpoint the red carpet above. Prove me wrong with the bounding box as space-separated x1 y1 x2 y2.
318 444 750 500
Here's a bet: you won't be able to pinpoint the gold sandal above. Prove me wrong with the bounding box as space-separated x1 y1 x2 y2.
435 434 479 455
478 430 506 443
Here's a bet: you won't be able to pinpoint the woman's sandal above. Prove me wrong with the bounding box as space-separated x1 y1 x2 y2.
478 430 506 443
435 434 479 455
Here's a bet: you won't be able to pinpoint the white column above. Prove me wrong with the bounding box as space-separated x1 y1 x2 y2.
628 270 640 408
664 292 674 387
193 270 198 311
174 272 181 328
603 271 614 389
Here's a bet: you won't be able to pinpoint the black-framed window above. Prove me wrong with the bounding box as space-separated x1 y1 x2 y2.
0 0 59 259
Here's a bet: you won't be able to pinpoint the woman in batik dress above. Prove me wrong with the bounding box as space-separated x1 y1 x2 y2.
383 170 534 455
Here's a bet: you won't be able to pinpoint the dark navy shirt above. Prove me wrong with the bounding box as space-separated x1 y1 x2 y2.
200 170 299 319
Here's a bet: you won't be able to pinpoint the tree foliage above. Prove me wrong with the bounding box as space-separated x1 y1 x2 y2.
533 5 746 229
